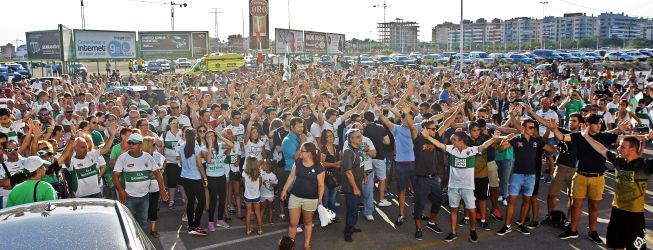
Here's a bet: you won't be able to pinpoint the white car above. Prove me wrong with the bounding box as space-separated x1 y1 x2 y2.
156 59 171 71
625 51 649 61
603 52 635 62
175 58 192 68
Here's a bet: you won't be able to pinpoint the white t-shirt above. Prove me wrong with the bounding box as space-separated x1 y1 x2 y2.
114 151 158 198
150 152 165 192
0 157 24 203
242 170 261 199
0 121 24 142
161 115 192 130
536 109 559 136
227 124 245 154
445 145 479 190
69 150 104 197
260 171 277 199
32 101 53 113
161 130 183 163
310 118 343 145
226 145 241 173
244 138 267 160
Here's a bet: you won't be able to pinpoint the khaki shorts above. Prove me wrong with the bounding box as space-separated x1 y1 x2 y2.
288 194 318 212
548 164 575 196
487 161 499 188
571 173 605 201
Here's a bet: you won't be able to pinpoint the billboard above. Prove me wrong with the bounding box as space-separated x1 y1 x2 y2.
303 31 327 53
326 33 345 54
249 0 269 50
26 30 61 60
191 32 209 57
74 30 136 59
139 32 191 58
275 28 303 54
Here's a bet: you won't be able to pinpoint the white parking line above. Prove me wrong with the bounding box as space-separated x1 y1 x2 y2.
374 206 397 229
191 228 287 250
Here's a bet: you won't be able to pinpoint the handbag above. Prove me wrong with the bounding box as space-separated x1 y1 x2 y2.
324 168 340 188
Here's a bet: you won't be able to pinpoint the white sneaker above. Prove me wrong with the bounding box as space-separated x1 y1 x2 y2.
296 226 303 233
497 196 503 202
502 199 508 206
378 199 392 207
182 214 188 222
365 215 374 221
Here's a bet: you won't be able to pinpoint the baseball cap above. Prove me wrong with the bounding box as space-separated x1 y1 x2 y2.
646 82 653 89
22 156 50 173
128 133 144 144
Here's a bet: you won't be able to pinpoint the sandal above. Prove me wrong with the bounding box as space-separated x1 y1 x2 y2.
150 231 160 238
257 229 263 235
246 228 253 235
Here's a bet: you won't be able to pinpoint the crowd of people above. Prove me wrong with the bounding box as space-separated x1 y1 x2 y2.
0 60 652 250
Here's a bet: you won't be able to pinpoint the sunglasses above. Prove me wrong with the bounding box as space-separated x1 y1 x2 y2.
65 111 73 114
169 121 179 125
127 141 142 145
37 150 53 157
4 148 17 153
198 130 206 133
426 127 437 130
527 126 537 130
170 106 179 109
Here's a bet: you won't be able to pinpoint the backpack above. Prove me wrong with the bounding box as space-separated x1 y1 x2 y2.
544 210 568 229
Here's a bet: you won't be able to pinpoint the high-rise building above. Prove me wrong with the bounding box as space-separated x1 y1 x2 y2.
503 17 541 45
542 13 599 43
599 12 640 40
378 19 419 52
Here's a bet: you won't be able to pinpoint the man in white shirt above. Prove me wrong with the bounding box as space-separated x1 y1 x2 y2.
535 98 559 183
161 101 191 130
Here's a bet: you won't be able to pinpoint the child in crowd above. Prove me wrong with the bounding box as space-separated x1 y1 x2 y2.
260 159 278 225
242 155 263 235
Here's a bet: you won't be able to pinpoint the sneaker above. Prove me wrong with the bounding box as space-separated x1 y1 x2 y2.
496 225 512 236
526 220 539 229
588 231 603 245
208 222 216 232
378 199 392 207
344 234 353 242
181 214 188 222
516 225 530 235
491 208 503 221
458 217 470 226
279 214 286 220
444 232 458 242
470 230 478 243
559 229 579 239
497 196 503 202
415 230 423 241
296 225 303 233
420 215 430 221
168 200 175 208
425 222 443 234
480 221 491 231
216 220 230 229
501 199 508 206
365 215 374 222
395 216 405 226
190 227 208 236
187 228 196 235
544 175 552 184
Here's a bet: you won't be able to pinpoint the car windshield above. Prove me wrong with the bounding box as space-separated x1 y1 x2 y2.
148 62 161 66
0 204 127 249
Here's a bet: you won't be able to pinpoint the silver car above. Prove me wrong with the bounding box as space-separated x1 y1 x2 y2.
0 199 156 249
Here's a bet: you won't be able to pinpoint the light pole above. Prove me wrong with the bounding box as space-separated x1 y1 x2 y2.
170 1 187 31
209 8 223 52
540 1 548 49
80 0 86 29
396 18 404 53
460 0 463 55
372 1 390 23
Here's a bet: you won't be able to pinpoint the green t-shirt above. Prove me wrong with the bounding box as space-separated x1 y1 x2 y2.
565 99 583 123
495 146 514 161
109 144 125 161
7 180 57 207
91 131 104 148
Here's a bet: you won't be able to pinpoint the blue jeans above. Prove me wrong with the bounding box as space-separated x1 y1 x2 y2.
126 195 150 230
344 193 361 237
497 159 514 198
362 171 375 217
323 186 338 212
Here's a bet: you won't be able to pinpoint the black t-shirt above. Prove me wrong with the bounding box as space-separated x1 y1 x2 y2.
340 147 363 194
289 160 325 199
555 128 577 167
272 127 289 149
570 132 617 173
363 123 388 160
509 135 544 175
414 135 437 176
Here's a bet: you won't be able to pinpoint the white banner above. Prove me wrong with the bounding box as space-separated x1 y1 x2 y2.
74 30 136 59
326 33 345 54
275 29 303 54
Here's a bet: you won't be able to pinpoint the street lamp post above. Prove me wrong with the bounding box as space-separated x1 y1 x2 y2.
170 2 188 31
209 8 223 52
540 1 548 49
80 0 86 29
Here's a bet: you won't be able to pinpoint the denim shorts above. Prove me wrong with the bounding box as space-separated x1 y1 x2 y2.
395 162 416 191
372 159 387 180
545 137 558 156
508 173 536 196
448 188 476 209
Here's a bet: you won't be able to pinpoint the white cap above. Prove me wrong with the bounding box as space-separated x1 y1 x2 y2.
646 82 653 89
22 156 49 173
128 133 143 143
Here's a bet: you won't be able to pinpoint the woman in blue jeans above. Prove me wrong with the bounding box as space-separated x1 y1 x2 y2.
320 130 341 218
179 129 209 236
